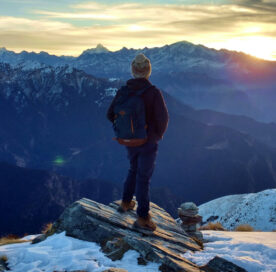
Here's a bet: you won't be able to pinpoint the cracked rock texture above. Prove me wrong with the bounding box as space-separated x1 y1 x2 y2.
50 198 247 272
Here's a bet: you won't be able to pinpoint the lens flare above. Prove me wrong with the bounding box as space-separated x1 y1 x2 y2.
53 156 65 166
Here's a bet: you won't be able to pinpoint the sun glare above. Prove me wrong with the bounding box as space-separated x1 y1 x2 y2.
128 25 144 32
225 36 276 60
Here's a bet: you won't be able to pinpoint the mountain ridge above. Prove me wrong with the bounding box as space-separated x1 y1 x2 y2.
2 40 276 62
1 40 276 122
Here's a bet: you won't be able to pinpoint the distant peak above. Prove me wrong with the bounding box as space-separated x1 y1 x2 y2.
95 43 107 50
82 44 110 55
0 47 8 53
119 46 129 52
169 41 194 47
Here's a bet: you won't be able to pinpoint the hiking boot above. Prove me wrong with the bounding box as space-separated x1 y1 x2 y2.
134 215 157 231
118 200 136 213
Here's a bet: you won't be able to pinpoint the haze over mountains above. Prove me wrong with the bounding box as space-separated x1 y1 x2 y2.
1 41 276 235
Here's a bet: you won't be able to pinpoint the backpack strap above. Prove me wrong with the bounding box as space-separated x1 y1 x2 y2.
135 85 155 96
118 84 154 98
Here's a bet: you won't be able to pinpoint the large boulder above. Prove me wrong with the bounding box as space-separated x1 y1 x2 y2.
49 198 247 272
52 198 202 272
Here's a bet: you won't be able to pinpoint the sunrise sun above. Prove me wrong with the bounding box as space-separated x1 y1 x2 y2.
225 36 276 61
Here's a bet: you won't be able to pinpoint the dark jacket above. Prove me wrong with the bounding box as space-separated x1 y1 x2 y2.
107 78 169 143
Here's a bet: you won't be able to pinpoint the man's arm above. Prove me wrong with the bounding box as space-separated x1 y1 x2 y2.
153 89 169 139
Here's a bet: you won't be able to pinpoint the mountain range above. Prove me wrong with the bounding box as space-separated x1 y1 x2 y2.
1 41 276 122
1 63 276 199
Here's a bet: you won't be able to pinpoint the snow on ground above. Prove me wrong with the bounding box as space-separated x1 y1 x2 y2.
0 232 160 272
199 189 276 231
183 230 276 272
2 230 276 272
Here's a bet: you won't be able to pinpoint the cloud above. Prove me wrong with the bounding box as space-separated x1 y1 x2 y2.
0 1 276 59
35 10 117 20
0 16 71 31
71 1 114 10
235 0 276 11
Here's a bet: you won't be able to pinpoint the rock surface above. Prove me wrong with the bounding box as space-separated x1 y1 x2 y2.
50 198 247 272
178 202 199 217
52 198 202 272
0 258 9 272
32 234 47 244
202 256 248 272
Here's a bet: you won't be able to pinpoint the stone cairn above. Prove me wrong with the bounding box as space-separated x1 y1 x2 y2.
177 202 203 241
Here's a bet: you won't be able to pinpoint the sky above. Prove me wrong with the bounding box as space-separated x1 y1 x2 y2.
0 0 276 60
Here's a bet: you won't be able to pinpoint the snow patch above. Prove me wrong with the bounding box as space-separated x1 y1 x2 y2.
0 232 160 272
108 78 119 82
105 87 117 97
182 231 276 272
199 189 276 231
13 155 26 168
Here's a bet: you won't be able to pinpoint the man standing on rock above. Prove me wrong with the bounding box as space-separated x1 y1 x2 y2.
107 53 169 231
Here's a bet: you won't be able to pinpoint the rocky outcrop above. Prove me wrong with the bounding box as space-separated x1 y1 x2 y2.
47 198 247 272
52 198 203 272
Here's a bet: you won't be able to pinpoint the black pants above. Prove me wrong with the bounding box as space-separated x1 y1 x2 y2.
122 141 158 218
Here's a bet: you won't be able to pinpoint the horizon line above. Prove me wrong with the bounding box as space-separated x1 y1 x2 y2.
1 40 275 62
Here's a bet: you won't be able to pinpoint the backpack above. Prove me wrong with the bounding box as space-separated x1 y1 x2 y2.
112 85 153 147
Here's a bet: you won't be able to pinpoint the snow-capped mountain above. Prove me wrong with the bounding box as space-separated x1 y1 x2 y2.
76 41 229 78
0 63 120 111
8 40 273 86
0 41 268 77
1 41 276 121
199 189 276 231
0 63 122 179
82 43 110 55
